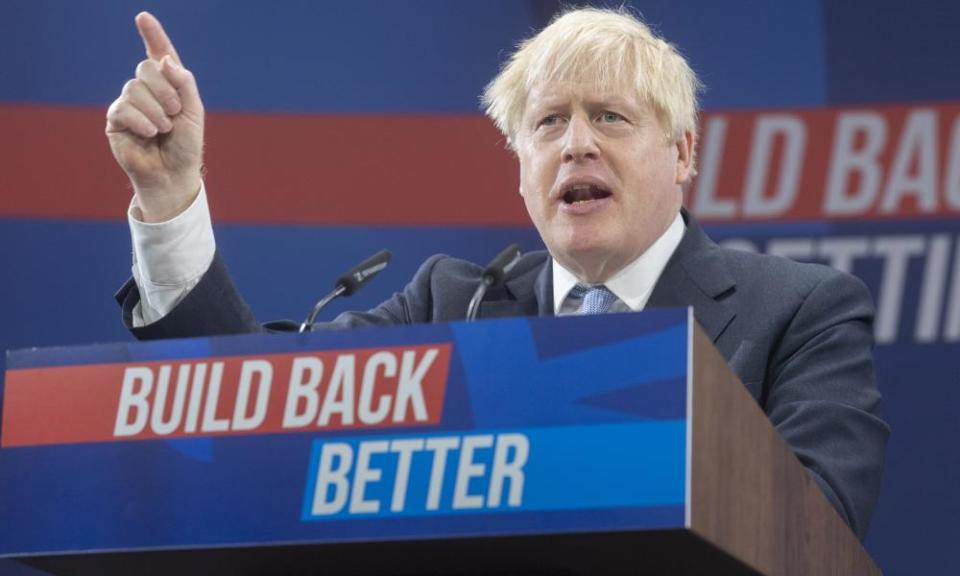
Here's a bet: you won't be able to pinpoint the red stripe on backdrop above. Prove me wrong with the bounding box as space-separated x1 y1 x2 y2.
3 102 959 224
2 343 452 447
688 101 960 222
0 105 526 225
0 105 133 220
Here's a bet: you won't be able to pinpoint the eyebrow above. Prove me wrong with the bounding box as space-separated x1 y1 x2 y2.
530 93 637 111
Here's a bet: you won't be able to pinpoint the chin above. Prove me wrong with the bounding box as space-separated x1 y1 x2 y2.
557 228 618 256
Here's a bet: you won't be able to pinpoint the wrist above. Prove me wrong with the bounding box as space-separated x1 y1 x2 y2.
134 175 203 223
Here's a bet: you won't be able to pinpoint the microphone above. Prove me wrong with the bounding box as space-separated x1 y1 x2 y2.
299 249 392 332
466 244 522 321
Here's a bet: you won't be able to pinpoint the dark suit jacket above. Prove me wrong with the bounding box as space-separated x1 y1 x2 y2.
118 211 888 540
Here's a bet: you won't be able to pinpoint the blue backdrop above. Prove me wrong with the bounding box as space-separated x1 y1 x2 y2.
1 1 958 574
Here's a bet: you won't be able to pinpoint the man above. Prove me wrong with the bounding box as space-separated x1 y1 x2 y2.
107 9 887 539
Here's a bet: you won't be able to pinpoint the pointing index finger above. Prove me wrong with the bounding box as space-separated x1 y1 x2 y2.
135 11 182 66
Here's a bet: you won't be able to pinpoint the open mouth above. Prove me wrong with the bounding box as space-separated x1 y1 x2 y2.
562 184 613 204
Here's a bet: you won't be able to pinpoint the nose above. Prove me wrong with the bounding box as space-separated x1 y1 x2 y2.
562 115 600 163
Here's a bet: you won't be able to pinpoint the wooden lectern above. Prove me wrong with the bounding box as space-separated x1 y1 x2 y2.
0 309 879 574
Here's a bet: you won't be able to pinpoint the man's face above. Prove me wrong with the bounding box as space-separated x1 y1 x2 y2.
515 80 692 283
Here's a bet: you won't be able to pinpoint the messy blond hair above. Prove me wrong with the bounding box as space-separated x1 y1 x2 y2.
482 7 700 151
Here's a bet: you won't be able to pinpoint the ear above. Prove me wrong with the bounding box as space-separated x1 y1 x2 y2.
674 129 695 184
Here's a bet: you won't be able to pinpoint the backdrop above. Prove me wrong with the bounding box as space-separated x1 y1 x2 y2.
1 1 958 574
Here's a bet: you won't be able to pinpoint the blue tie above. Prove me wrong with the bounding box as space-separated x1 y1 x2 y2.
570 284 617 315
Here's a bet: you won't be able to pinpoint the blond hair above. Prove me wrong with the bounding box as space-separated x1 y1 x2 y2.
482 7 700 150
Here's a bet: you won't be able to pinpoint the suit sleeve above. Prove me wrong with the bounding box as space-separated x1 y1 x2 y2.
117 251 263 339
116 251 449 339
764 270 889 540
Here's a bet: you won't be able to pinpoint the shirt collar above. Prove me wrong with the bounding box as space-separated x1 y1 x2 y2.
551 211 686 313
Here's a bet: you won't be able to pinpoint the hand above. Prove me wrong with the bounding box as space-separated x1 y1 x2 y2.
106 12 205 222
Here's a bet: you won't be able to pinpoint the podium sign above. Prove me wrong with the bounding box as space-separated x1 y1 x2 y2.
1 310 693 558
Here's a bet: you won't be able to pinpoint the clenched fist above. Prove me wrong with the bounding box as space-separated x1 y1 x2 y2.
106 12 204 222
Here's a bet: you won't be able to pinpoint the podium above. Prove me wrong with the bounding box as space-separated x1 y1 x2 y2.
0 309 879 575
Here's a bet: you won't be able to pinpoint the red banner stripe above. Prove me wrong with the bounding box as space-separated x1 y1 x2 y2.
2 344 451 447
2 102 959 224
0 105 525 225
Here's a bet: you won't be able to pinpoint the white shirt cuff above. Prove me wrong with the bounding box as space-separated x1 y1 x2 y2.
128 184 216 326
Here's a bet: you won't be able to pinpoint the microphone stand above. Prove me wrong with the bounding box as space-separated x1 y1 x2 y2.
299 285 347 333
299 249 392 332
466 244 522 321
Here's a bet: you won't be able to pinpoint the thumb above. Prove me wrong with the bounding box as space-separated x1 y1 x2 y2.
161 55 204 118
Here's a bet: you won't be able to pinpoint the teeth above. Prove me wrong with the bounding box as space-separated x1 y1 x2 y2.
565 184 594 203
562 182 611 205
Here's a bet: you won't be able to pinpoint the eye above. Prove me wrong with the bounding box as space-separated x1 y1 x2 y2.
599 111 625 123
537 114 563 128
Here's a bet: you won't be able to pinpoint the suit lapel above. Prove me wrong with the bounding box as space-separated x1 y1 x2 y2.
648 210 737 343
473 212 735 341
478 254 552 319
477 300 529 319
